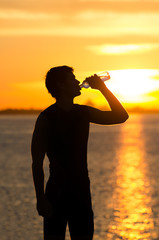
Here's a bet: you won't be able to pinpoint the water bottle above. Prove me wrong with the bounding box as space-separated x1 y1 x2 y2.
80 71 110 89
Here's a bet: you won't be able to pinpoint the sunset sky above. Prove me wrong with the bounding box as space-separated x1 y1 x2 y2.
1 0 159 111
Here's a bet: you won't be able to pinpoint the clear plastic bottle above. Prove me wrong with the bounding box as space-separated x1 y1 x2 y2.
80 71 110 89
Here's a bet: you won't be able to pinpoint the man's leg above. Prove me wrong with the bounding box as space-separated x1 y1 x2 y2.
68 208 94 240
44 213 67 240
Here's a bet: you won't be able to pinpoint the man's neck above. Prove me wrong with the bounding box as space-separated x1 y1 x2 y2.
56 98 74 111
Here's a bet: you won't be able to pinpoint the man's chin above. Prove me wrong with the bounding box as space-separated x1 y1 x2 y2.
74 90 81 97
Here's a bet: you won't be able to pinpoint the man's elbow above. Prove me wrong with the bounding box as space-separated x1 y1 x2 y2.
119 112 129 123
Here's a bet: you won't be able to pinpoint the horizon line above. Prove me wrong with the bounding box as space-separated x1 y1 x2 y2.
0 107 159 115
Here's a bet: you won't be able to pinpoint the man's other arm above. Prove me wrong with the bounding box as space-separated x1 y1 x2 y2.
31 114 52 217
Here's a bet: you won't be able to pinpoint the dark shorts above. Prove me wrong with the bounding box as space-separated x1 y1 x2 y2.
44 186 94 239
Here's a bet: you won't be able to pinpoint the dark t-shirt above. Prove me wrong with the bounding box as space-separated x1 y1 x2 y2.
41 103 91 205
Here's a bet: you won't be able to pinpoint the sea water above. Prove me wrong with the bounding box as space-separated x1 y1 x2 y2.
0 114 159 240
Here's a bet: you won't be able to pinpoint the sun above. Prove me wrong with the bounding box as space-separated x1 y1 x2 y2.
106 69 159 103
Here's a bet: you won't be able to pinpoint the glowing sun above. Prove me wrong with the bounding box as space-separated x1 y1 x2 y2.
107 69 159 103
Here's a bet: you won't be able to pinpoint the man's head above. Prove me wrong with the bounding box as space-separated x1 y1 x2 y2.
45 65 81 99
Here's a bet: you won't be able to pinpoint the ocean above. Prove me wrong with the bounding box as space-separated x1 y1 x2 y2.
0 114 159 240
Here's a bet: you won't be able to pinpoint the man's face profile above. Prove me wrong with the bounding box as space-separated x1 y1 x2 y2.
60 72 81 98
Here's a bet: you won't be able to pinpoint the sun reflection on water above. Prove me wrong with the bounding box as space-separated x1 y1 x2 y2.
106 115 157 240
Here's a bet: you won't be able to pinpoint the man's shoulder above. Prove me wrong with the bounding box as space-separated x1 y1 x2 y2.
41 104 56 115
40 103 89 118
35 104 56 126
39 104 58 119
74 103 88 111
74 104 90 120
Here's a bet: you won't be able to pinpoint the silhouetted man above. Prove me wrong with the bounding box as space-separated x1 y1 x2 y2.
31 66 129 240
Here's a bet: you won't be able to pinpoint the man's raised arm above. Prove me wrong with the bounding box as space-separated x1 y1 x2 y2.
84 75 129 125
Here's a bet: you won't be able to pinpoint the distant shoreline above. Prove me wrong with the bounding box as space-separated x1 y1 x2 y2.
0 108 159 115
0 109 41 115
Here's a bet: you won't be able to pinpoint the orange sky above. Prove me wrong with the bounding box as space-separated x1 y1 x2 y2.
1 0 159 111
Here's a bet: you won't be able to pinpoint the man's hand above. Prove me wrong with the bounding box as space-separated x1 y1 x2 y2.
84 74 106 91
36 196 53 218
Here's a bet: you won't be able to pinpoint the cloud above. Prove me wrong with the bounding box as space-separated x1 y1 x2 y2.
0 11 159 38
0 1 159 41
148 89 159 96
1 0 159 15
80 0 154 1
87 43 159 55
151 75 159 81
0 9 60 20
1 11 159 38
74 1 159 14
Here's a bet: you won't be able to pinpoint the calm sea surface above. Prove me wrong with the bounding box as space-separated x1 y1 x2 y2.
0 114 159 240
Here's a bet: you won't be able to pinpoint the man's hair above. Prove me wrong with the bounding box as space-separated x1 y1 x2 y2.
45 65 73 99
